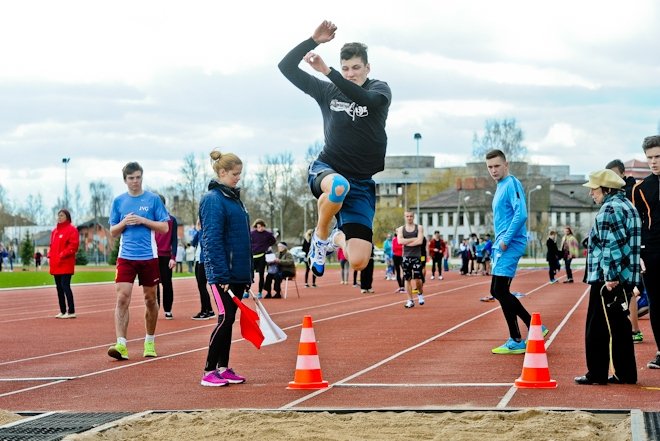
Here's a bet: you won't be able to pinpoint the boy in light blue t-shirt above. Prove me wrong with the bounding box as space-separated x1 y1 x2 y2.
107 162 169 361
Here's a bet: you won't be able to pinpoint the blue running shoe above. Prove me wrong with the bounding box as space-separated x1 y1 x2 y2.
308 232 329 277
542 325 550 338
492 338 526 354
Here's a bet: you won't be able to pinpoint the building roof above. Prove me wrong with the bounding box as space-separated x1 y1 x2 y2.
624 159 650 180
77 217 110 229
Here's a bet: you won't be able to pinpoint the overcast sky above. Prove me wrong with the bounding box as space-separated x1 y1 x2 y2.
1 0 659 218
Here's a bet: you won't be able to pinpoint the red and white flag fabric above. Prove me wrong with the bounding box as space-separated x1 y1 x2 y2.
227 289 264 349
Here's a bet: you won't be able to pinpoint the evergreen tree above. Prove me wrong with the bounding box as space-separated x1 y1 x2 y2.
19 232 34 270
108 237 120 265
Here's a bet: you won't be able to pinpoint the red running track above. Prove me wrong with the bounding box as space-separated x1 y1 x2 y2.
1 266 660 412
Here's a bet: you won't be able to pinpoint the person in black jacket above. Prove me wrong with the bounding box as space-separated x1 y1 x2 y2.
546 231 561 283
606 159 637 200
632 135 660 369
279 20 392 279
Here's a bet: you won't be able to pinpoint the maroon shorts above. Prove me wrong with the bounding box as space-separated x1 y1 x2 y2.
115 258 160 286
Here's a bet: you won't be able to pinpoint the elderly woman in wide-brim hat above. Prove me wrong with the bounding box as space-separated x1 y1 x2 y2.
575 169 641 385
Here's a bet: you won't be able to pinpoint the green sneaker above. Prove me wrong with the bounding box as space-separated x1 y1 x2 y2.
633 331 644 344
492 338 526 354
143 341 157 358
108 343 129 360
542 325 550 338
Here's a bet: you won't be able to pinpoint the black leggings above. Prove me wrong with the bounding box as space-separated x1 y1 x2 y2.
490 275 531 340
195 262 212 313
54 274 75 314
253 255 266 293
393 255 404 288
205 283 241 371
565 258 574 280
304 260 316 285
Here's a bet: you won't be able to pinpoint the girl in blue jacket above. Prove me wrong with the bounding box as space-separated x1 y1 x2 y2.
199 149 253 387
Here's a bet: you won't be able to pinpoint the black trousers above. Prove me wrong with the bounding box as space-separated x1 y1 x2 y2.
253 255 266 293
642 251 660 352
431 254 443 277
54 274 75 314
195 262 212 313
584 283 637 383
564 258 574 280
156 256 174 313
393 255 404 288
490 275 531 340
205 283 241 371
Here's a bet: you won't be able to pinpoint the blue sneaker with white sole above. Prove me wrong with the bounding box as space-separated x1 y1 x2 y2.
492 338 526 354
308 232 330 277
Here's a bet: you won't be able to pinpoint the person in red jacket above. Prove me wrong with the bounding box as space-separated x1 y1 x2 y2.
49 209 80 319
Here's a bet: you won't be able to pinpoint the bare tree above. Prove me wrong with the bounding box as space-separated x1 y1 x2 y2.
19 193 48 225
176 152 212 226
472 118 527 161
305 140 323 163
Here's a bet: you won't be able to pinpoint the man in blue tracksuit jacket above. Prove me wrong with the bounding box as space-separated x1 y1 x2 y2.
486 149 546 354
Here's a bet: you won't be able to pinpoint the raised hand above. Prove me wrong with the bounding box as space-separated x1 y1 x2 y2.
312 20 337 44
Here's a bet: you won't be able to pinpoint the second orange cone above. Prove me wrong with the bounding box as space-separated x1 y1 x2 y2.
288 315 329 390
515 312 557 389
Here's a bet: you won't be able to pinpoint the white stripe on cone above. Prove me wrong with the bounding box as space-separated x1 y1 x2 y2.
295 355 322 370
300 328 316 342
521 352 550 368
528 325 545 341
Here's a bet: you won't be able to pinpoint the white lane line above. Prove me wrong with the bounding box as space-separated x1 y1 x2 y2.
336 383 514 388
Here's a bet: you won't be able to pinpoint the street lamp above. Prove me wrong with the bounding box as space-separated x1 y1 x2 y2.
62 157 71 209
401 170 410 210
414 133 422 223
527 184 542 258
463 196 472 235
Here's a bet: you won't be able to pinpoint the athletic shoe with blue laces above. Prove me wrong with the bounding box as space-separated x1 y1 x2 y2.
308 232 330 277
491 338 526 354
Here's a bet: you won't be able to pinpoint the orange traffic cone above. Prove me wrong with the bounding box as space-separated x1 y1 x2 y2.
515 312 557 389
287 315 329 390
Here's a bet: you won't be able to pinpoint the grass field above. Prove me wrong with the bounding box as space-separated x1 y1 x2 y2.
0 266 194 289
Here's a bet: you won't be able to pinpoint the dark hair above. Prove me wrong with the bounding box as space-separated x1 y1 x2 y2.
486 149 506 161
122 162 143 180
58 209 72 222
434 230 440 234
643 135 660 152
340 42 368 65
565 226 573 235
605 159 625 174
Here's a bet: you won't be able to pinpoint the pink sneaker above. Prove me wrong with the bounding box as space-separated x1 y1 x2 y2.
218 367 246 384
200 370 229 387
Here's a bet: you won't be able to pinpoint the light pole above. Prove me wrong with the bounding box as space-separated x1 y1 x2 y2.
401 170 410 210
62 157 71 209
414 133 422 223
463 195 472 235
527 184 542 258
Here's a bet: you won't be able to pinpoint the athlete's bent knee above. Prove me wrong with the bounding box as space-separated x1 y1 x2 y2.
327 175 350 203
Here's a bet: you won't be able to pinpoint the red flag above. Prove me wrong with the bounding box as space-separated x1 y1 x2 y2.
227 289 264 349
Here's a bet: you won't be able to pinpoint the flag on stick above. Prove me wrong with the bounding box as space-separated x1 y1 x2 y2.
227 289 264 349
250 290 287 346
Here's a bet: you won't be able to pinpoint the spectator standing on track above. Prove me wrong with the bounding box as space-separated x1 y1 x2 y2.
428 231 445 280
397 211 425 308
560 226 579 283
191 220 214 320
185 243 195 273
301 229 317 288
486 149 547 355
279 20 392 278
251 219 277 298
575 169 640 385
49 209 80 319
482 234 493 276
546 231 561 283
383 233 394 280
392 233 405 293
107 162 170 361
632 135 660 369
175 243 184 273
155 195 178 320
199 149 251 387
607 160 643 343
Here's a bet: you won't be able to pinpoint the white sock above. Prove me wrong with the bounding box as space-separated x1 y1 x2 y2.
145 334 155 343
117 337 127 346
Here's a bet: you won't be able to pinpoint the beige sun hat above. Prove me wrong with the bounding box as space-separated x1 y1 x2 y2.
582 169 626 189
